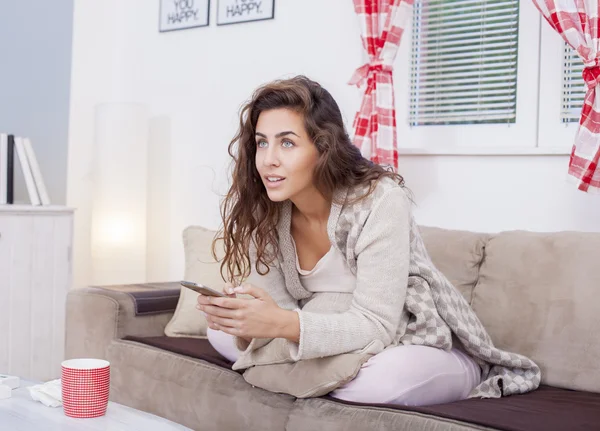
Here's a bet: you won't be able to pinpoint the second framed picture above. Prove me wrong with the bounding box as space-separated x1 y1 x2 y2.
217 0 275 26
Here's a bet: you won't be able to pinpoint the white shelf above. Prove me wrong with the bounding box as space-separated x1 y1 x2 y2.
0 205 74 215
0 210 74 381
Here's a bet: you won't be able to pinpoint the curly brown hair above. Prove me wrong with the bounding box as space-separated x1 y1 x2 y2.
214 75 405 284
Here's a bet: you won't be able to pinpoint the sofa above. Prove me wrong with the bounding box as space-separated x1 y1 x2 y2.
65 225 600 431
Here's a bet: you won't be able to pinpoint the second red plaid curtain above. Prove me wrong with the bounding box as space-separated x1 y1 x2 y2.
349 0 413 172
531 0 600 193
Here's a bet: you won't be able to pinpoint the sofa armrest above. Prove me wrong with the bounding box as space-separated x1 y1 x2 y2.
65 282 181 361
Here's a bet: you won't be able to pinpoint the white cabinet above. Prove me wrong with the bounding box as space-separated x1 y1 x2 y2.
0 206 74 381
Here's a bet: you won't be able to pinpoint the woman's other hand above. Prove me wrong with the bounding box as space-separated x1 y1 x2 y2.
196 283 299 342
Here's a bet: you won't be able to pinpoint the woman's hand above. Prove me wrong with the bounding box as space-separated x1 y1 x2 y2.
196 283 299 342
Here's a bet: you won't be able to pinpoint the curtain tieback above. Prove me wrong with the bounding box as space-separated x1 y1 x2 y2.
582 60 600 90
348 61 394 87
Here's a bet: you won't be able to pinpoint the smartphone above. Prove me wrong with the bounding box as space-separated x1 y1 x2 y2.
180 280 226 297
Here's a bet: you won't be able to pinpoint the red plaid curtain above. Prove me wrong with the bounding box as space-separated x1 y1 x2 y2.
349 0 413 171
532 0 600 192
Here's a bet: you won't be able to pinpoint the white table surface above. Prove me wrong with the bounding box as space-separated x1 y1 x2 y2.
0 380 192 430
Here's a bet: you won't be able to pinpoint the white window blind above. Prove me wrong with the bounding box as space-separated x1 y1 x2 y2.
561 43 586 123
409 0 520 126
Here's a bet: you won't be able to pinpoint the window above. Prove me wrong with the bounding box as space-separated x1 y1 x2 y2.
561 43 585 123
409 0 519 126
394 0 541 151
537 25 583 150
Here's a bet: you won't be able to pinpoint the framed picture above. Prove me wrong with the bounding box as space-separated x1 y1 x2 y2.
159 0 210 32
217 0 275 26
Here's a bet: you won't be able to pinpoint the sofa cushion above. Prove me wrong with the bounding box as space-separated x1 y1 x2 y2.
471 230 600 394
120 338 600 430
291 386 600 431
164 226 224 338
419 226 489 304
108 339 294 431
124 335 234 370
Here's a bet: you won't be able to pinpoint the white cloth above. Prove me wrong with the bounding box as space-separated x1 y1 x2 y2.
0 384 11 400
28 379 62 407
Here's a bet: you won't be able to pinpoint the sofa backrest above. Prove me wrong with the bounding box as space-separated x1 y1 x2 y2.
469 230 600 394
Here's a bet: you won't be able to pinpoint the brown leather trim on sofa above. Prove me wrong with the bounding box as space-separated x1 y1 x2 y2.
125 288 180 315
325 385 600 431
91 282 181 315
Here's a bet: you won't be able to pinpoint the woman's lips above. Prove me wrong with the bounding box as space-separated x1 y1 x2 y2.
264 176 286 188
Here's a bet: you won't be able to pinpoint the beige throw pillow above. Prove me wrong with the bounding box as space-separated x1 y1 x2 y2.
164 226 225 338
242 352 373 398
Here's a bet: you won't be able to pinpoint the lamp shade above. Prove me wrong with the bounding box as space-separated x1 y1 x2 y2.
91 103 148 285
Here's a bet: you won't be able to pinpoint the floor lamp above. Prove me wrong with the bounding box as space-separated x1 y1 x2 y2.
91 102 149 286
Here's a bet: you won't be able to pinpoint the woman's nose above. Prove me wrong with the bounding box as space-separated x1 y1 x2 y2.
263 145 280 166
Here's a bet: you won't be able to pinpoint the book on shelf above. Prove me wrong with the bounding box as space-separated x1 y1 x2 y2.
0 134 7 204
0 134 51 206
15 137 41 206
23 138 50 205
7 134 14 204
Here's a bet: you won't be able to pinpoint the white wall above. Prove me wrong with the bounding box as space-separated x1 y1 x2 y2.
400 156 600 233
68 0 600 288
0 0 74 205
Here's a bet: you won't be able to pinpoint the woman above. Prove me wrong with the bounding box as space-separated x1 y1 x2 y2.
197 76 540 406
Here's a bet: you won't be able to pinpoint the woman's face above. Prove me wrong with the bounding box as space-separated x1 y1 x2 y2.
254 108 320 203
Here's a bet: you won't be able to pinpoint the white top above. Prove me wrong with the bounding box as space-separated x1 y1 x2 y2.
292 238 356 294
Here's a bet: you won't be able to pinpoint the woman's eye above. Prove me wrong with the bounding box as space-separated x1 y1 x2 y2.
282 140 294 148
257 140 268 148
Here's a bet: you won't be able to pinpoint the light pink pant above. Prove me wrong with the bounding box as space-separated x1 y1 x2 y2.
207 328 481 407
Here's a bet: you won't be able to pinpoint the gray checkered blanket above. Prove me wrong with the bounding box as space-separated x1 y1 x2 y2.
334 179 541 398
